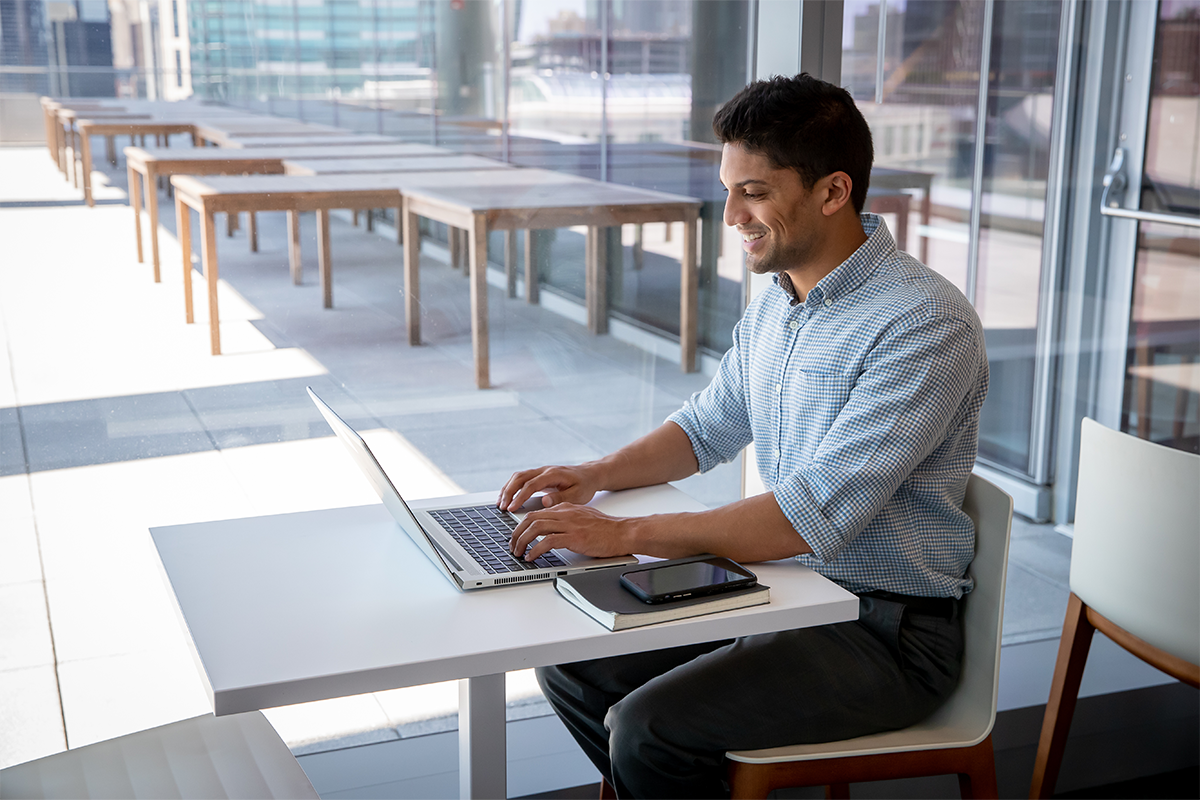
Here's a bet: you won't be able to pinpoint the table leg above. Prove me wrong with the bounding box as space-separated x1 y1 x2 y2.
524 229 538 305
396 205 404 245
585 225 608 335
177 195 194 324
288 210 303 285
403 204 421 345
352 209 360 227
106 135 116 166
201 207 222 355
129 164 143 264
70 123 79 189
459 674 506 800
317 208 333 309
81 129 93 206
633 223 644 271
468 217 490 389
226 211 237 238
366 209 374 232
147 168 161 282
461 229 471 277
504 230 517 299
449 225 461 269
680 216 698 373
248 211 258 253
919 190 931 264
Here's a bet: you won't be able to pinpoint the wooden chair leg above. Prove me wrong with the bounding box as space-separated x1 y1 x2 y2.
825 783 850 799
599 776 617 799
1029 593 1095 799
957 735 999 799
724 762 772 800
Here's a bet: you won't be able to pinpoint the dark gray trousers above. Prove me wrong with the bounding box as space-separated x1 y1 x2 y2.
535 595 963 799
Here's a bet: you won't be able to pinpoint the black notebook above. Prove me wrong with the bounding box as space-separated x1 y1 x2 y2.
555 562 770 631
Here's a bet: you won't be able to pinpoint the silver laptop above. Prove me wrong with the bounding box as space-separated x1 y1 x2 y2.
307 387 637 590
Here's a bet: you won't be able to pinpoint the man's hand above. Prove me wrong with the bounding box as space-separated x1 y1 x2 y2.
497 464 602 513
509 504 633 561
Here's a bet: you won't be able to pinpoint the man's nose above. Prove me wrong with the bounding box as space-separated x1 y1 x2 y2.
724 193 748 228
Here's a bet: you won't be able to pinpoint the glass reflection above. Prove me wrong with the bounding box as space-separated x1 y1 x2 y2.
1122 0 1200 453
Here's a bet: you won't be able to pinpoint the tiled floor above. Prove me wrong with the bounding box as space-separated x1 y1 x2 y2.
0 143 1074 783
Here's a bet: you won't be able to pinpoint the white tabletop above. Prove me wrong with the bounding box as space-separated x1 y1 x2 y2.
151 485 858 716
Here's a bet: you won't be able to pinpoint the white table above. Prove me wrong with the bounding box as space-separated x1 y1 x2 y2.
150 485 859 799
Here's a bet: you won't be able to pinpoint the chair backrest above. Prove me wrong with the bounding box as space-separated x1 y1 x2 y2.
1071 418 1200 666
923 472 1013 741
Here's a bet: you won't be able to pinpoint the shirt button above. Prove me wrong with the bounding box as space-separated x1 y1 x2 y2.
775 383 783 393
772 448 780 457
789 320 800 331
824 298 833 308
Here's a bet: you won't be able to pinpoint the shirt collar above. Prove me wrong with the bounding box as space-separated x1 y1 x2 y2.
772 213 895 307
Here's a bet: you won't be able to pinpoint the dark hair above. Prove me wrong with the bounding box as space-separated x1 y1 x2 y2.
713 74 874 214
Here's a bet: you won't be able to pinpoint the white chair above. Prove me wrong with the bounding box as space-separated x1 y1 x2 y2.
0 711 318 799
723 474 1013 799
1028 418 1199 798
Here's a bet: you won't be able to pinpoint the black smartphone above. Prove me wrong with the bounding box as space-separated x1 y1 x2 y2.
619 556 757 604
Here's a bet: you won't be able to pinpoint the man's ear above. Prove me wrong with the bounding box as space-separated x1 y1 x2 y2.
820 172 854 217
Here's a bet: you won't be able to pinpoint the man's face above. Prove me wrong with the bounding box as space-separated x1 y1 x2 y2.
719 142 823 275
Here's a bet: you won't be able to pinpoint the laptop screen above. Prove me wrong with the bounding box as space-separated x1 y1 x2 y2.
306 387 459 578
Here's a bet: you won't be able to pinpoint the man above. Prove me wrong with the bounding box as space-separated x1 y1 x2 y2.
498 74 988 799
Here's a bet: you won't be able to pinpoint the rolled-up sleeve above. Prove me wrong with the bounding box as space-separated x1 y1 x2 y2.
773 311 983 564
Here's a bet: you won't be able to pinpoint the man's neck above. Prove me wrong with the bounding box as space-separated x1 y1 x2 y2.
784 216 869 302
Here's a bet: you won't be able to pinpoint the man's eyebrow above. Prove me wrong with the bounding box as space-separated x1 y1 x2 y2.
719 178 772 190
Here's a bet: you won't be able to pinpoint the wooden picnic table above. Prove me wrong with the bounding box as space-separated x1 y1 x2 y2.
280 154 506 176
216 134 401 149
125 142 456 281
76 118 200 206
167 169 584 362
398 172 702 386
192 120 349 146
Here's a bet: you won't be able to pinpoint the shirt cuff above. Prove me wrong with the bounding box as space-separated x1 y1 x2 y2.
771 470 845 564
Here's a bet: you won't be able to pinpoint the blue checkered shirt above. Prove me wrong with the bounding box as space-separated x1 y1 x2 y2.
669 214 988 598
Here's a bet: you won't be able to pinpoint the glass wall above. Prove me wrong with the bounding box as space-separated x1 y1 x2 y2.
842 0 1065 478
1120 0 1200 453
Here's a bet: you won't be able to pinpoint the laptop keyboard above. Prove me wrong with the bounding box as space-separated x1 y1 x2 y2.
428 505 566 574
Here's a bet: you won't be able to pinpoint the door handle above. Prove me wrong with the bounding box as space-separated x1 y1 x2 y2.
1099 146 1200 228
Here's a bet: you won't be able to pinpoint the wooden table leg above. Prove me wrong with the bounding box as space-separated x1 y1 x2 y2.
403 204 421 345
449 225 461 269
396 205 404 245
585 225 608 335
461 229 471 277
365 209 374 232
468 216 490 389
504 230 517 299
200 206 222 355
680 216 698 373
129 164 143 264
226 211 236 238
81 129 94 206
316 208 333 309
288 210 303 285
70 123 79 189
147 167 161 282
920 191 931 264
106 135 116 166
248 212 258 253
633 223 644 271
524 229 538 304
177 195 194 324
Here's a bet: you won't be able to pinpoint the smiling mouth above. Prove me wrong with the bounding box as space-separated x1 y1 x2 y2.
741 231 766 242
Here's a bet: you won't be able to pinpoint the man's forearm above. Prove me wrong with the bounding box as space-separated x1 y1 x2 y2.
625 490 813 562
586 421 700 492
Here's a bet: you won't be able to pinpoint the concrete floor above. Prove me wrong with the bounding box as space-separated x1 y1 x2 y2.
0 143 1083 787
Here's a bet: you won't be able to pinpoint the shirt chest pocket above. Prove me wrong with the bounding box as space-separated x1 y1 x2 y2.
790 367 858 455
